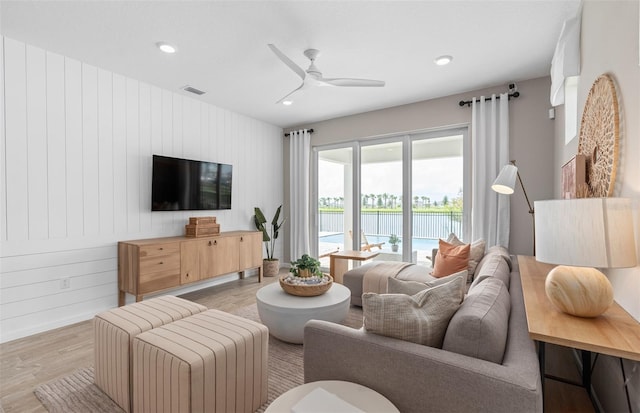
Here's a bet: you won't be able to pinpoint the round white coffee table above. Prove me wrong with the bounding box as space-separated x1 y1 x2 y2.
255 282 350 344
264 380 399 412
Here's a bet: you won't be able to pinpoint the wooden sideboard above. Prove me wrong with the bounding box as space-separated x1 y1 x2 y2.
118 230 263 306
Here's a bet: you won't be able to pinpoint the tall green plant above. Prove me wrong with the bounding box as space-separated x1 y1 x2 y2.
253 205 285 261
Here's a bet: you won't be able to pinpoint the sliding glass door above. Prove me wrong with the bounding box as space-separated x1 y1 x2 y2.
313 127 468 269
315 146 353 268
411 133 465 265
360 141 403 260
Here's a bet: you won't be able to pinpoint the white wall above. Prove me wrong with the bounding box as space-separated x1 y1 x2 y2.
553 2 639 410
0 36 283 343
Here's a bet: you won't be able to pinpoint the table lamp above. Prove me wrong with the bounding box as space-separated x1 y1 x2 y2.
534 198 637 317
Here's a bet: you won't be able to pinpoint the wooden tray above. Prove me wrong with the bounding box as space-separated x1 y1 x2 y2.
279 275 333 297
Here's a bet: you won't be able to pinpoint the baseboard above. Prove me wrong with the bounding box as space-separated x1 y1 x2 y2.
2 271 261 344
1 304 113 344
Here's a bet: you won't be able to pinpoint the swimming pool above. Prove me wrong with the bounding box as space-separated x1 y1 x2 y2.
319 233 439 251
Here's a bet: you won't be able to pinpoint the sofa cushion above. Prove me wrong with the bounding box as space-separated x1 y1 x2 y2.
362 275 465 348
475 246 512 276
387 271 467 296
446 234 486 280
442 277 510 364
432 239 470 278
470 253 511 291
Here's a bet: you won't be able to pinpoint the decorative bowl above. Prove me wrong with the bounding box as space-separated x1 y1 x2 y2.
279 275 333 297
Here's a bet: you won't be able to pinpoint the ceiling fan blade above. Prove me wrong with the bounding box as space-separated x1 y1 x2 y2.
320 78 385 87
275 82 306 104
268 44 306 80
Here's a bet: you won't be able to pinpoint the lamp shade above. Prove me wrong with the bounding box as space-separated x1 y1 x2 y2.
491 164 518 194
535 198 637 268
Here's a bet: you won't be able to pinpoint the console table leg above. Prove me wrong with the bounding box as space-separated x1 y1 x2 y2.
118 290 125 307
538 341 546 396
582 350 592 396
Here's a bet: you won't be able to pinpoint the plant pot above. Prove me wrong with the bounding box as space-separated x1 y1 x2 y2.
263 259 280 277
298 269 312 278
391 245 399 252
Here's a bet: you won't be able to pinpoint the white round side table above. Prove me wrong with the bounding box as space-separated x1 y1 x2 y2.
264 380 399 413
255 282 350 344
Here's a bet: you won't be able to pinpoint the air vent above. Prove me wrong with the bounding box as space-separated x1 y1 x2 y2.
182 85 206 95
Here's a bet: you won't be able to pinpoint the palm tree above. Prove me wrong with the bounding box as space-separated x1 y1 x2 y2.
370 194 376 209
421 196 428 208
413 196 419 208
362 194 369 208
382 193 389 208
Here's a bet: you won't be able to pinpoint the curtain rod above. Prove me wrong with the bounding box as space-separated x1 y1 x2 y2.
458 92 520 107
284 128 314 137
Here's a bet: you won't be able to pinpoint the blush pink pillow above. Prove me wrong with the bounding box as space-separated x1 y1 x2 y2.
432 239 471 278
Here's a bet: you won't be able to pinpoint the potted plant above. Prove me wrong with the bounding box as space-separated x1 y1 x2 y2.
289 254 323 278
254 205 285 277
388 234 401 252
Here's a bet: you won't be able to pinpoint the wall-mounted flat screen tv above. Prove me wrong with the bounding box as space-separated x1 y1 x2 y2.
151 155 232 211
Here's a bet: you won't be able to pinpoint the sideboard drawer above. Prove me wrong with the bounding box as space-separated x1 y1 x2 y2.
139 243 180 258
139 254 180 276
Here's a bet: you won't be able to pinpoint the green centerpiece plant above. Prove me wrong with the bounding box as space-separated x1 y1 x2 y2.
289 254 323 278
254 205 285 277
281 254 332 295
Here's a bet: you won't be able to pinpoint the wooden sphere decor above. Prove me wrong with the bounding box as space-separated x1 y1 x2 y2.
544 266 614 318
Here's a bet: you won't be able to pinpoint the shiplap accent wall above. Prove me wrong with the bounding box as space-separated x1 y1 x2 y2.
0 37 284 343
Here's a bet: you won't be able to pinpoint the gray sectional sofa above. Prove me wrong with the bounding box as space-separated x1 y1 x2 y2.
303 249 542 413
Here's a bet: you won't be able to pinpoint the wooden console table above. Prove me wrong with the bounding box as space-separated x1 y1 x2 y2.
118 231 263 306
517 255 640 404
329 250 379 284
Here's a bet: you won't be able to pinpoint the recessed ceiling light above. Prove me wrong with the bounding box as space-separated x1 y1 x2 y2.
156 42 177 54
434 55 453 66
282 100 293 106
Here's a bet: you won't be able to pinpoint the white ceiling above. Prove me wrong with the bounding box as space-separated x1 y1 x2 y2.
1 1 580 129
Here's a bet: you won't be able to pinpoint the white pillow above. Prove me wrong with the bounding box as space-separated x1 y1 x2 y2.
387 271 467 296
363 276 465 348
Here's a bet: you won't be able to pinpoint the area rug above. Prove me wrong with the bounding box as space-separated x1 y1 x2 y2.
34 304 364 413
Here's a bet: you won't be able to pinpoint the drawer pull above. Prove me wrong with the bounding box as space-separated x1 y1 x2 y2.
159 261 163 265
159 247 164 251
209 240 213 246
241 236 244 242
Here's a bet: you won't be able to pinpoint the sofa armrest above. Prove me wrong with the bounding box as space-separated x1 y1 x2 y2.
304 321 541 413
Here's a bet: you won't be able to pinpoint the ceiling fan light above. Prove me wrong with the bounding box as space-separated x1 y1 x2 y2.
434 55 453 66
156 42 177 54
282 100 293 106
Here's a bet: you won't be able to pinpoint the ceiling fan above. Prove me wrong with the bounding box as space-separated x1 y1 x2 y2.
268 44 385 104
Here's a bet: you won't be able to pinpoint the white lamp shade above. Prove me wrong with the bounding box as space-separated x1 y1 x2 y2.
491 164 517 194
535 198 637 268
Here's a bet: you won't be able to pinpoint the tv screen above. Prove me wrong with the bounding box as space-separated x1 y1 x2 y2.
151 155 232 211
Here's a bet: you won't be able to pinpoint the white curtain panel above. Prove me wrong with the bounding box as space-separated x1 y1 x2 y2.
471 94 510 248
289 129 311 259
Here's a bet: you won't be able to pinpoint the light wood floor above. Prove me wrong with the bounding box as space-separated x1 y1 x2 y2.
0 271 593 413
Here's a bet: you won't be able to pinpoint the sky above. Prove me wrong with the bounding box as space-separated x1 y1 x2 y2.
318 157 463 204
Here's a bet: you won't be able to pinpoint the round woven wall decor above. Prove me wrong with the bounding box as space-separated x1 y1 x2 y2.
578 74 620 197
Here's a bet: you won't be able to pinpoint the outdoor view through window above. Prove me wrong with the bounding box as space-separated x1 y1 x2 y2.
317 134 463 267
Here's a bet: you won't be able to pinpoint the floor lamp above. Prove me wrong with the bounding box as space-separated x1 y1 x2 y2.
491 160 535 254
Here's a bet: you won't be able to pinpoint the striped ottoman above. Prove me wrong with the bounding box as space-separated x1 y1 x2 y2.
132 309 269 413
94 296 208 413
